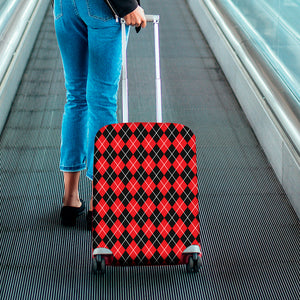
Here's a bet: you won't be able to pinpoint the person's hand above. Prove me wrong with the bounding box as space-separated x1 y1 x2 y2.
123 6 147 28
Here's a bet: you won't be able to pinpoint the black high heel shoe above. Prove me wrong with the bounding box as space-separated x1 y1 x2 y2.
60 200 85 226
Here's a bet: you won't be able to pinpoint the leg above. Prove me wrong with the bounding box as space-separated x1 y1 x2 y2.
54 0 88 206
63 172 81 207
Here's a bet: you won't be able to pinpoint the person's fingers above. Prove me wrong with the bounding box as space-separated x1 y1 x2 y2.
123 6 147 28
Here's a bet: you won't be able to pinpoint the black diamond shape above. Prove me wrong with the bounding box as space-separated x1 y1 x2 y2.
134 166 148 186
103 230 117 249
150 208 164 227
180 211 193 227
149 145 164 163
103 145 117 164
134 230 148 248
119 166 133 186
181 166 196 184
103 209 118 228
119 124 133 143
134 145 148 164
165 230 180 248
103 166 117 186
118 230 133 249
120 251 131 265
119 209 133 227
150 124 164 143
165 124 179 143
134 208 148 228
134 123 149 143
179 126 194 142
166 187 179 205
151 230 164 249
135 188 148 206
165 250 179 264
103 125 117 143
181 144 195 163
119 145 133 164
93 212 102 226
103 188 118 206
149 166 164 185
181 230 194 246
165 166 179 185
136 251 147 265
149 187 164 206
165 208 180 227
181 187 196 205
151 250 163 265
165 145 179 164
119 188 132 206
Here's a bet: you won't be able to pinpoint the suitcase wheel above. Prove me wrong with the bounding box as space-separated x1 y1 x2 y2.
186 253 202 273
92 255 106 274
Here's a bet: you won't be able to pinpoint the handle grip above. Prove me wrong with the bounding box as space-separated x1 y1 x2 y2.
145 15 160 23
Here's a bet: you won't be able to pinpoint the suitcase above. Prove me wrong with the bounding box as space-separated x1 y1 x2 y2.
92 15 202 273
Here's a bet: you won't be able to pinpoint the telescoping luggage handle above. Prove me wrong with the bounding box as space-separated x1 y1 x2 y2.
121 15 162 123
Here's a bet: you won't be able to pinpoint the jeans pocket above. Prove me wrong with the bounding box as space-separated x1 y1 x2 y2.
86 0 114 21
53 0 63 20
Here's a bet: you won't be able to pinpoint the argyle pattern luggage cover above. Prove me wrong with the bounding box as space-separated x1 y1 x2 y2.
92 122 200 266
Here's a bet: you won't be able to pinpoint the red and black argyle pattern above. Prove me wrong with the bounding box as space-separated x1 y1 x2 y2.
93 122 200 266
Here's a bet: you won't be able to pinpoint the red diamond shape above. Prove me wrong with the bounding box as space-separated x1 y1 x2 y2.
111 156 125 176
173 239 185 259
173 177 187 196
95 135 109 154
127 240 140 260
157 197 172 217
127 219 139 239
188 176 198 195
173 218 187 238
111 177 125 197
188 135 196 151
157 134 172 153
126 156 140 176
188 218 200 238
157 177 172 196
111 134 125 154
142 240 156 260
142 219 156 238
142 134 156 154
95 156 110 175
95 198 110 218
158 219 172 239
142 177 156 196
142 198 156 218
127 199 140 218
173 155 187 175
111 220 126 239
173 134 188 153
188 198 199 216
158 240 172 260
111 198 125 218
188 157 197 173
112 241 126 260
127 177 139 196
95 178 109 197
95 220 110 239
173 198 188 217
157 155 172 175
142 156 156 175
126 133 140 154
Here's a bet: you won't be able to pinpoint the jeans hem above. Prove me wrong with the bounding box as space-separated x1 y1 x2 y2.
60 164 86 173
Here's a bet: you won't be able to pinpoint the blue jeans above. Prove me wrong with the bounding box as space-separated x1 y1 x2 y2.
54 0 128 180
